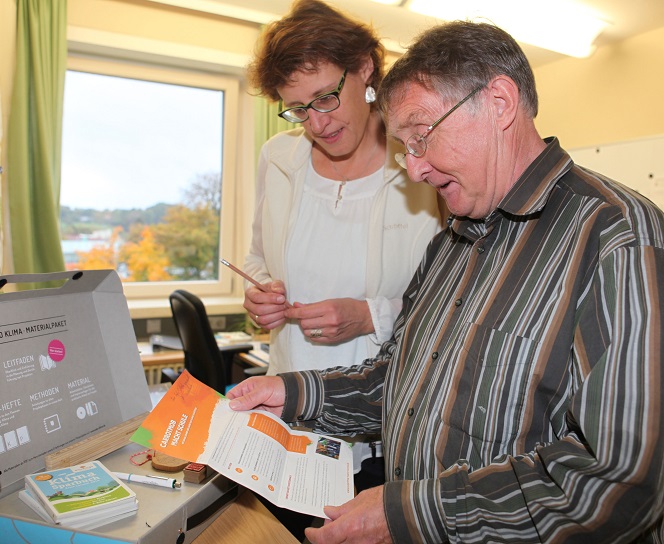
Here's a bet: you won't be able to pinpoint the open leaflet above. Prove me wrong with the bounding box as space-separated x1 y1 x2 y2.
131 371 353 518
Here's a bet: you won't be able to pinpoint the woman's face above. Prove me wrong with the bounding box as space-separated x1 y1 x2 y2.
277 61 374 159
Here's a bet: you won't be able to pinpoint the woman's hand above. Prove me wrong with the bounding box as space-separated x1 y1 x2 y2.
285 298 373 344
243 280 289 330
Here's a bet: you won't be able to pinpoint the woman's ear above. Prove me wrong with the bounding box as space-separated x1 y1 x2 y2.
360 55 375 85
487 75 519 130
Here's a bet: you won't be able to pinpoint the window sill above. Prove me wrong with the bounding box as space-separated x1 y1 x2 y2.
127 296 246 319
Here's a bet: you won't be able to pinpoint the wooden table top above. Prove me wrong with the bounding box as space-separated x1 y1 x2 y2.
194 489 299 544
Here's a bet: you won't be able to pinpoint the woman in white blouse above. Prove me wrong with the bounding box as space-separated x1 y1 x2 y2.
242 0 442 508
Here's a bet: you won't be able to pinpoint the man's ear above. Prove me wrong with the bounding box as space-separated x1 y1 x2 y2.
487 75 519 130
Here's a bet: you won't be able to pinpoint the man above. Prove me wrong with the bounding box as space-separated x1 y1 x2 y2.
229 21 664 543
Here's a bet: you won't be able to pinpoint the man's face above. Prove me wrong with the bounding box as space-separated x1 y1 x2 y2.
386 83 503 220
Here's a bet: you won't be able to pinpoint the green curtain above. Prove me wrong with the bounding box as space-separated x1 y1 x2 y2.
252 23 294 164
254 96 295 166
7 0 67 275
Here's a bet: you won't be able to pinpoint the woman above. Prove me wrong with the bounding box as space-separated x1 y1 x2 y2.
245 0 441 368
243 0 441 500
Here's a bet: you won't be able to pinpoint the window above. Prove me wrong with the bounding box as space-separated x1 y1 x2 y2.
61 56 240 300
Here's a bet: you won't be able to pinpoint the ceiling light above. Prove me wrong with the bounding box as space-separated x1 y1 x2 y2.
404 0 611 58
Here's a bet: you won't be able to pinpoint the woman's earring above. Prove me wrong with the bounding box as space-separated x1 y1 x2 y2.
365 86 376 104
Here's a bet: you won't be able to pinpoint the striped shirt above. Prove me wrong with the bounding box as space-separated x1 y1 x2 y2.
281 138 664 543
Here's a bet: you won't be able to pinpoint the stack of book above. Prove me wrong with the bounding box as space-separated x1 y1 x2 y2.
214 331 253 346
20 460 138 530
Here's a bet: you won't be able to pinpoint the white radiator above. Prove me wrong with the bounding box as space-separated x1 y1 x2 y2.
143 362 185 385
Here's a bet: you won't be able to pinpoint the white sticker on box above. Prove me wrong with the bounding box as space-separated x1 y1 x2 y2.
4 430 18 450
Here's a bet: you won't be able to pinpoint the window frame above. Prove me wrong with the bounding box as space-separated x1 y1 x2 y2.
64 54 240 303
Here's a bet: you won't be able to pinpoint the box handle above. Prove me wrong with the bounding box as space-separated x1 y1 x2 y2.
0 270 84 290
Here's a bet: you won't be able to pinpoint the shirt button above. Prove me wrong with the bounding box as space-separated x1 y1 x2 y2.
394 467 402 477
407 408 414 417
432 352 439 360
477 246 485 254
455 298 463 307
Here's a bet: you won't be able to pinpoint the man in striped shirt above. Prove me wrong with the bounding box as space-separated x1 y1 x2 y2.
229 21 664 543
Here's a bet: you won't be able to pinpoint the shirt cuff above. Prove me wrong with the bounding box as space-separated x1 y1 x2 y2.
279 370 325 423
367 296 403 344
384 478 446 544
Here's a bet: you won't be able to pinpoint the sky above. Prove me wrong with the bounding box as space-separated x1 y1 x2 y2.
61 70 223 211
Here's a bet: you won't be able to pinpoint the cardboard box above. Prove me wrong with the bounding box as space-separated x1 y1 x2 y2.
0 271 238 542
0 270 152 499
0 442 238 543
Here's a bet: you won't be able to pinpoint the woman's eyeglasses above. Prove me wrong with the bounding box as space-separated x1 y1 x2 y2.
278 69 347 123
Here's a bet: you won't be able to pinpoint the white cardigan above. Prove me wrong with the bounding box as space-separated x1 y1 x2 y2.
244 128 442 374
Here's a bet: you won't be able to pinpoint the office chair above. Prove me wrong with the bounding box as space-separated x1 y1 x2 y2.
167 289 263 394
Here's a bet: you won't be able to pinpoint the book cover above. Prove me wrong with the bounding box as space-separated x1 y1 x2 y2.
24 460 137 524
215 331 253 345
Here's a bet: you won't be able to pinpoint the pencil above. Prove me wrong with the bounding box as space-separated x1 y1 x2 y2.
220 259 271 294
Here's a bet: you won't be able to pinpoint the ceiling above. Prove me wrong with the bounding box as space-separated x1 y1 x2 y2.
197 0 664 67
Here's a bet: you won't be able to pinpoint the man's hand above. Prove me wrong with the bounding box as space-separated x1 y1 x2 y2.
305 486 392 544
285 298 373 344
226 376 286 417
243 280 289 330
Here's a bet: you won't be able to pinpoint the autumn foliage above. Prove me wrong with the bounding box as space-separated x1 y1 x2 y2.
120 227 172 281
67 174 221 282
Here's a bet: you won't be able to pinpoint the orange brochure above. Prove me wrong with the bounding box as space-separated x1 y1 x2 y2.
131 371 354 517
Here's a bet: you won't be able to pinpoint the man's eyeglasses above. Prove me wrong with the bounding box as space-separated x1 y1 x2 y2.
278 69 347 123
394 86 483 169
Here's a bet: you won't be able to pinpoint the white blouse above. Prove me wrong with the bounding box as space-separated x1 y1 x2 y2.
284 160 386 371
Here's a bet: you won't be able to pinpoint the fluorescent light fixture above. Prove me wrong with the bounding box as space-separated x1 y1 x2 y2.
405 0 611 58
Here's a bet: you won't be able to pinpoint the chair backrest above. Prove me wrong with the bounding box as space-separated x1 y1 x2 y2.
168 289 230 392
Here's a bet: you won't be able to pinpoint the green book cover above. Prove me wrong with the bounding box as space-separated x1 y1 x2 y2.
24 460 136 522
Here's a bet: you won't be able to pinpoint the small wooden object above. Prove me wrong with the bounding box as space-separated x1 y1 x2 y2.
183 462 208 483
151 451 189 472
44 412 148 469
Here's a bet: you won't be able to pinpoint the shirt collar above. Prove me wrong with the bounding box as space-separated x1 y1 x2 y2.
450 137 574 239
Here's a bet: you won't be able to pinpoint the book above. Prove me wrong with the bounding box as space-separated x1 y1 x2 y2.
19 488 138 530
23 460 138 529
214 331 253 346
131 370 353 518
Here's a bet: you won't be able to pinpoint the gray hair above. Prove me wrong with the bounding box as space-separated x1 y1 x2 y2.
378 21 538 118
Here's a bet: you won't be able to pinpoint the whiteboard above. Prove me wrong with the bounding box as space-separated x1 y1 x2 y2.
568 135 664 212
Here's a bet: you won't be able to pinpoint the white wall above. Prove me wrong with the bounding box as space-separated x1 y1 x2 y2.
569 135 664 210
